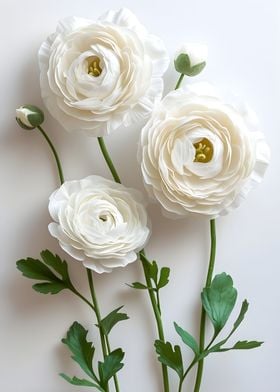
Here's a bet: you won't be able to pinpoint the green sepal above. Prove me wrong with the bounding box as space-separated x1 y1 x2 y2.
99 306 129 335
174 53 206 77
154 340 183 378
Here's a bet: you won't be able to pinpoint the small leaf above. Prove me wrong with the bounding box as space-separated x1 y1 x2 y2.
60 374 103 389
62 322 97 381
99 306 129 335
154 340 183 378
232 340 263 350
157 268 170 289
98 348 125 387
33 281 67 295
127 282 148 290
212 340 263 353
174 322 199 357
231 300 249 335
40 250 70 282
16 258 59 281
148 261 159 284
201 273 237 334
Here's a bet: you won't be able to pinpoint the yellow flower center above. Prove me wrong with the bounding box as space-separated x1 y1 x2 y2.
193 138 213 163
88 57 102 77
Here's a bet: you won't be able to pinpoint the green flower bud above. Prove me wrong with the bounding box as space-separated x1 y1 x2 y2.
174 43 208 77
16 105 44 130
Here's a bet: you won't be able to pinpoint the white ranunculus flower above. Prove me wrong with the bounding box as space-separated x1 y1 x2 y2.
48 176 150 273
38 8 169 137
140 83 270 218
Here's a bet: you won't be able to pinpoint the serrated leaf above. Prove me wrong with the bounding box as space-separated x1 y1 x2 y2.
60 374 103 389
16 258 59 281
40 250 70 282
33 281 67 294
232 340 263 350
127 282 148 290
62 322 97 381
157 268 170 289
201 273 237 334
174 322 199 357
148 261 158 284
154 340 183 378
17 251 73 296
213 340 263 352
98 348 124 387
174 53 191 75
99 306 129 335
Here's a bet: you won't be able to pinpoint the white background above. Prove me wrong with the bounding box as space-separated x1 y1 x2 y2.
1 0 279 391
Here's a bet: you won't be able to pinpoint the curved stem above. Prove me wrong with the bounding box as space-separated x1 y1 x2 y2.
175 74 185 90
193 219 216 392
37 125 64 185
69 286 95 311
86 269 109 392
97 137 169 392
98 137 121 183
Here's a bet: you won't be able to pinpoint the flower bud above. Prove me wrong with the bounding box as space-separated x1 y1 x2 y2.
16 105 44 130
174 43 208 77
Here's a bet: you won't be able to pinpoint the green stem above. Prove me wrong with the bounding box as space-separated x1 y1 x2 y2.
37 125 64 185
97 137 170 392
105 335 120 392
141 256 169 392
175 74 185 90
86 269 109 392
178 360 196 392
69 286 95 312
193 219 216 392
98 137 121 183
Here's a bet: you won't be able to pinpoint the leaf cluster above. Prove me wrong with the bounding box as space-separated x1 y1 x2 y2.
155 273 263 388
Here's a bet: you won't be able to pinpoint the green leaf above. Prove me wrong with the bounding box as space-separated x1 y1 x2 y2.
98 348 125 387
174 322 199 357
212 340 263 353
201 273 237 334
16 258 59 281
174 53 191 75
40 250 70 282
231 300 249 335
127 282 149 290
33 281 67 294
157 268 170 289
148 261 158 284
62 322 97 381
16 250 73 296
154 340 183 378
99 306 129 335
60 374 103 390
